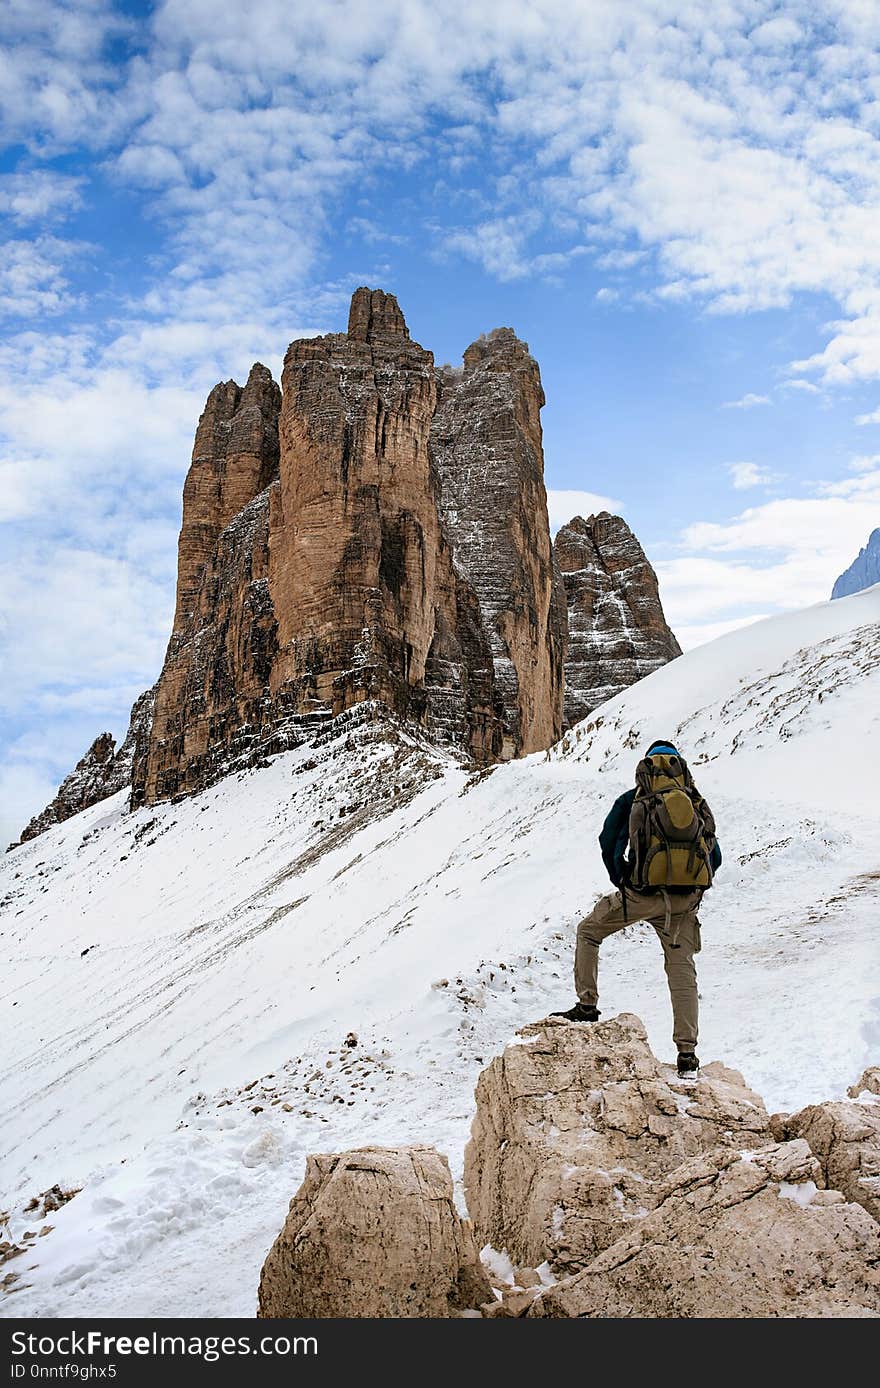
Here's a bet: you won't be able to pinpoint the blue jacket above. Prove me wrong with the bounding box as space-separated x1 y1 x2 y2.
599 787 722 889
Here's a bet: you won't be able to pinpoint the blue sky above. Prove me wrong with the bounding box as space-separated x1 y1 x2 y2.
3 0 880 845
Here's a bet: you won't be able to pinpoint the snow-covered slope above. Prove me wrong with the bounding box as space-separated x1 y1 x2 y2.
2 585 879 1317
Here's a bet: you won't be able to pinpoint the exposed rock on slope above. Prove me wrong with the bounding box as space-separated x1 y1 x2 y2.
463 1014 771 1273
832 528 880 600
774 1096 880 1224
554 513 681 728
257 1145 490 1318
17 687 155 844
530 1139 880 1319
850 1068 880 1098
133 288 570 806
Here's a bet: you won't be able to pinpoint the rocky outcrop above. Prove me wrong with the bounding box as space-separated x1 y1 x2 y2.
832 528 880 600
530 1140 880 1319
254 1021 880 1319
554 513 680 727
463 1014 772 1274
133 288 573 806
257 1145 491 1318
430 331 568 756
773 1095 880 1224
850 1067 880 1098
17 686 155 843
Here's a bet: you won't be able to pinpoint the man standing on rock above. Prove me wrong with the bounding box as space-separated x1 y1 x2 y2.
553 740 722 1076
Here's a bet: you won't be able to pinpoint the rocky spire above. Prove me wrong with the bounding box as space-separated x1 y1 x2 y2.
555 512 681 727
172 363 281 636
347 286 410 342
430 329 568 756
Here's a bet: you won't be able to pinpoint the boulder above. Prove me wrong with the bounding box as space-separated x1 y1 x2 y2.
774 1095 880 1224
463 1014 771 1274
257 1145 491 1318
849 1067 880 1098
530 1140 880 1318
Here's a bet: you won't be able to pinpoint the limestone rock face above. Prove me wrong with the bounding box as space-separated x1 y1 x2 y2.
171 364 281 638
530 1140 880 1319
430 330 568 756
775 1097 880 1224
257 1145 491 1318
554 513 680 727
133 367 282 805
18 686 155 844
269 288 502 763
463 1014 771 1274
133 288 575 806
133 485 282 805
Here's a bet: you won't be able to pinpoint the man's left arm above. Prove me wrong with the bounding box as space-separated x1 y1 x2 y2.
598 790 634 887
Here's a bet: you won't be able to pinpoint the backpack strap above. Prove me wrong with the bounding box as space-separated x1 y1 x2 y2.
660 888 676 945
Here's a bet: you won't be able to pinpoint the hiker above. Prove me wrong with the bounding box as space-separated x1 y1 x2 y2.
553 739 722 1076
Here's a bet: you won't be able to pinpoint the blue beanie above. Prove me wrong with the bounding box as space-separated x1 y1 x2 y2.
646 740 678 757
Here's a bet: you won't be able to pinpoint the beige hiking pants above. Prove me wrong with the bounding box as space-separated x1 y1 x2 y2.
575 887 702 1052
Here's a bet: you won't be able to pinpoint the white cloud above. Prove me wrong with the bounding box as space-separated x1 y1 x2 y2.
546 488 624 535
0 0 130 151
440 213 543 281
0 170 84 223
855 404 880 424
0 757 58 851
658 462 880 647
728 461 774 489
596 248 646 270
594 286 618 303
347 217 408 245
848 452 880 473
722 393 771 410
750 17 804 50
6 3 880 390
0 237 85 318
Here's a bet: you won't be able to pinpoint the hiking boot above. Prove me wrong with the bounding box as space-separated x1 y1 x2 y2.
677 1050 700 1076
550 1002 600 1023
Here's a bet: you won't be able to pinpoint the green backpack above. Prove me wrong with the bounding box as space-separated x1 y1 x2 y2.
627 751 716 892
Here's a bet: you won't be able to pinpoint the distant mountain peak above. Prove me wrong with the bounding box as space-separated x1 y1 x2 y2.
832 527 880 600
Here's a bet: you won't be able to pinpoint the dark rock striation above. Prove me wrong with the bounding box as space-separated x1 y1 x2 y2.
554 512 680 727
